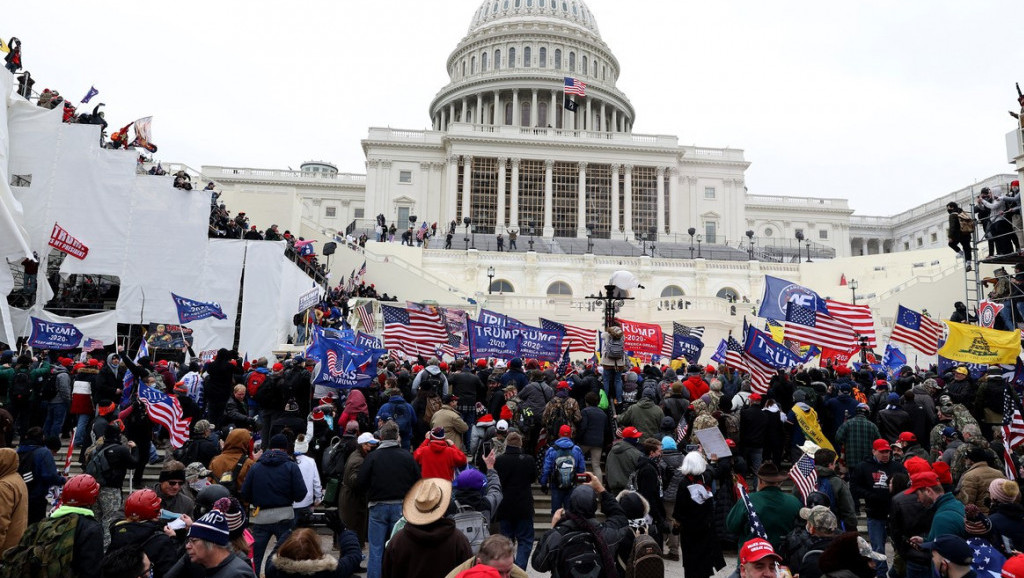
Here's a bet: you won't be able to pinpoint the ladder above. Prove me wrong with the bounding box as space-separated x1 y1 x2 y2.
963 201 983 324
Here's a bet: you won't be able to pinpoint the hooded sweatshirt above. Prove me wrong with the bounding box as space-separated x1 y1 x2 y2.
0 448 26 550
382 518 472 578
208 428 254 490
414 438 467 480
240 448 306 511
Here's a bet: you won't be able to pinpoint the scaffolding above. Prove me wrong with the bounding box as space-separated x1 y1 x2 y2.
965 181 1024 328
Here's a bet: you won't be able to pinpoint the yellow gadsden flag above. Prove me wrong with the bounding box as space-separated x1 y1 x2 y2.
938 321 1020 365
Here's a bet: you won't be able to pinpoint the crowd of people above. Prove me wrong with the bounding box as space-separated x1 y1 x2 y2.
0 321 1023 578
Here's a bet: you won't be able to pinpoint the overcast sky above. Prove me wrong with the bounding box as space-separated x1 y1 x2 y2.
6 1 1020 215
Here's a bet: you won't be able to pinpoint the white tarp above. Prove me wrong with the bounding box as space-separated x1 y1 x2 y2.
237 240 287 361
5 308 118 347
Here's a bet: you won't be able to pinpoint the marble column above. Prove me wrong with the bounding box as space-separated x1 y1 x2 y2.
446 155 458 221
586 99 592 131
600 101 606 131
476 94 483 124
496 157 507 233
449 103 455 126
550 90 558 129
493 91 500 125
461 156 473 222
512 90 519 127
531 90 538 128
510 158 520 228
656 167 666 240
611 164 620 235
667 168 678 235
543 159 554 237
461 97 467 123
612 109 618 133
623 164 633 236
440 109 447 132
577 161 587 237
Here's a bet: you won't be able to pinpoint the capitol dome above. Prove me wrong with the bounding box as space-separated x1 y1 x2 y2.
429 0 635 134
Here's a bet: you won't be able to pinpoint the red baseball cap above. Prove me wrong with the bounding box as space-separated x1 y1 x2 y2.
558 425 572 438
903 456 931 475
725 439 737 449
749 393 762 402
904 471 941 495
739 538 782 565
621 426 643 439
557 380 570 390
897 432 917 443
1003 553 1024 578
872 439 891 452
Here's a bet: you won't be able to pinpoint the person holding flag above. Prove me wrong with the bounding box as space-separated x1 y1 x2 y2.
786 389 833 462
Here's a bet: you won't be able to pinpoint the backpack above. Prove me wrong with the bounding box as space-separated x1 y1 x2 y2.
816 476 839 522
554 447 577 490
39 372 58 402
548 402 571 439
626 529 664 578
17 448 41 490
245 371 268 399
9 372 32 405
557 530 603 578
957 212 976 234
218 454 248 495
84 446 114 487
515 404 538 433
795 384 818 408
606 338 625 361
0 513 79 578
173 440 202 466
420 371 443 394
451 500 489 553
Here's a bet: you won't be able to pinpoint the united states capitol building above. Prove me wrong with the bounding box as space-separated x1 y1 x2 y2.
203 0 1021 343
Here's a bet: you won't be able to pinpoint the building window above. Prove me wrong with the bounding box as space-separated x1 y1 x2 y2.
539 47 546 67
661 285 685 297
716 288 739 302
547 281 572 296
554 49 561 70
461 60 466 77
509 47 516 68
521 102 531 127
602 65 606 80
482 52 488 71
325 206 336 218
494 49 501 70
593 59 597 76
763 227 773 237
581 55 587 75
490 279 515 293
819 229 828 240
399 170 412 184
523 46 530 67
569 51 575 72
538 101 548 126
917 237 923 247
10 174 31 187
705 222 717 244
505 103 513 125
903 241 910 251
471 56 476 73
704 186 716 199
930 232 938 243
515 0 520 6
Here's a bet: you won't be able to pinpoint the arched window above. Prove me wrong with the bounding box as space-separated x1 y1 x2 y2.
538 101 548 126
581 55 587 75
522 46 530 67
461 60 466 77
593 59 597 77
494 49 501 70
554 49 561 70
547 281 573 296
505 102 513 125
482 51 488 71
716 288 740 302
471 56 476 74
571 2 577 15
562 1 568 12
503 0 509 8
539 47 546 68
515 0 521 7
539 0 544 6
490 280 515 293
509 47 516 68
661 285 685 297
569 51 575 72
602 65 606 80
527 0 532 6
521 102 531 126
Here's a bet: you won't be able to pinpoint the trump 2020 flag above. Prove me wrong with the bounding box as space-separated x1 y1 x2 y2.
172 293 227 323
758 275 830 321
938 320 1020 365
80 86 98 103
28 317 84 350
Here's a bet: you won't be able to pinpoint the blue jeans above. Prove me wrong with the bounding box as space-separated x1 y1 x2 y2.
602 369 623 402
73 413 91 448
500 518 535 570
744 448 763 478
550 486 570 514
251 519 295 575
867 517 888 578
905 561 931 578
368 502 404 578
42 402 68 440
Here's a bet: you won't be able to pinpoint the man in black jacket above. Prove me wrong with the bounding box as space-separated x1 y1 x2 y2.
740 393 768 474
449 359 484 448
355 421 420 578
494 432 537 570
850 439 906 578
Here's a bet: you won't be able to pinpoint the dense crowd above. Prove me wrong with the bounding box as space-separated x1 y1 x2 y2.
0 322 1022 578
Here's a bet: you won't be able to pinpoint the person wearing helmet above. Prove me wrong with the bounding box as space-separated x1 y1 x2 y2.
110 488 187 578
21 474 104 578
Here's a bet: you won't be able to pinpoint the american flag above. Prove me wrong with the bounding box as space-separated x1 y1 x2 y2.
1002 385 1024 480
737 482 769 540
354 260 367 284
673 322 705 340
138 383 191 448
382 304 448 358
121 340 149 406
81 338 104 352
564 76 586 96
784 303 857 350
967 537 1006 577
743 352 776 395
890 305 942 355
725 336 748 372
825 299 877 348
661 332 675 358
355 302 375 332
555 345 576 377
436 332 470 358
789 453 819 502
540 318 597 354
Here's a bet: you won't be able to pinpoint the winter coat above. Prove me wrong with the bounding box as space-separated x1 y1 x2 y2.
430 406 468 451
601 327 628 370
15 443 62 500
889 491 933 566
355 440 420 503
375 397 417 449
449 370 484 407
926 493 966 540
517 381 553 417
956 462 1006 513
823 393 860 438
224 396 252 429
267 551 358 578
577 406 609 448
70 367 97 416
493 445 536 521
739 404 768 450
634 457 665 544
814 464 858 531
92 356 123 404
877 406 911 442
208 428 254 490
682 374 709 401
240 449 307 510
539 437 586 487
661 395 689 428
605 440 643 494
50 506 104 578
725 486 802 550
532 489 630 575
990 502 1024 551
382 519 472 578
673 473 726 578
850 456 905 520
203 350 237 407
0 448 27 550
660 449 684 502
451 470 503 524
413 438 467 480
617 398 664 440
108 519 181 578
708 456 743 543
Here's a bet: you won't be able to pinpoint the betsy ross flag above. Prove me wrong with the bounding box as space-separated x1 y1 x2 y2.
825 299 877 348
737 483 769 540
890 305 942 355
121 340 149 406
564 77 587 96
138 384 191 448
356 302 375 332
789 453 819 502
382 304 448 358
540 318 596 353
1002 385 1024 480
785 303 857 350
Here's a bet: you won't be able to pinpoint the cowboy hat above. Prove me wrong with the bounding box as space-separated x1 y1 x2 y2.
797 441 820 456
403 478 453 525
755 462 789 483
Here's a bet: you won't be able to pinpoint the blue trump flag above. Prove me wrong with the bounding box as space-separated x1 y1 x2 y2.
515 324 564 362
311 342 375 389
757 275 830 321
743 326 803 369
28 317 83 350
172 293 227 323
467 319 520 359
710 339 728 363
883 344 907 379
479 308 524 327
672 335 704 364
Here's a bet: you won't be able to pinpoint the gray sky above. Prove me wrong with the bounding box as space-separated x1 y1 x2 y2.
6 1 1020 215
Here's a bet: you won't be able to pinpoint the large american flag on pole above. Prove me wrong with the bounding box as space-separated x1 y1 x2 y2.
382 304 448 358
564 76 587 96
890 305 942 355
725 336 748 372
138 384 191 448
743 352 776 395
789 453 819 502
673 322 705 340
540 318 597 354
355 302 375 332
1002 385 1024 480
825 299 877 348
784 303 858 350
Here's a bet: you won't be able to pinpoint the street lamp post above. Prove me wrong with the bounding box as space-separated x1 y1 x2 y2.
586 224 594 254
487 266 495 294
805 241 812 263
638 232 647 256
585 284 634 329
795 230 804 263
688 227 695 259
849 279 859 304
696 234 703 258
463 216 472 250
746 230 755 260
528 221 536 252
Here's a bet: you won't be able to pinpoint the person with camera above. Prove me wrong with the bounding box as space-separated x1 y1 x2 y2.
531 472 629 578
539 425 587 514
